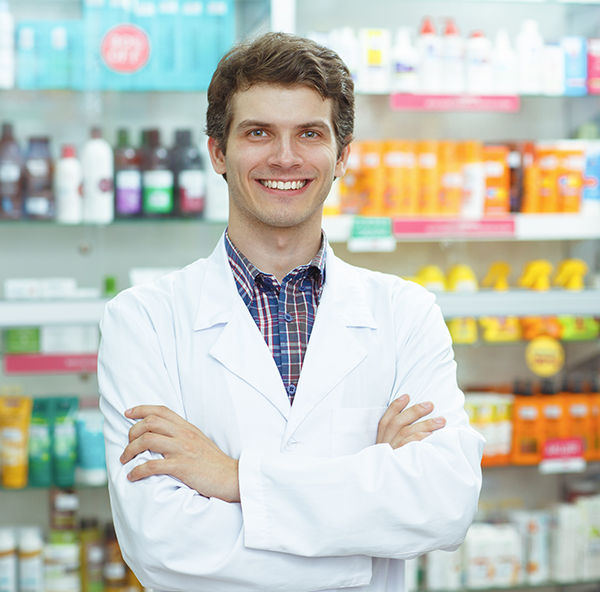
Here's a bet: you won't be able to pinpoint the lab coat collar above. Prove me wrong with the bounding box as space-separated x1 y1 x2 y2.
193 233 379 425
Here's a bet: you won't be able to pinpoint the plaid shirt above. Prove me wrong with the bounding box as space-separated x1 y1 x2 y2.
224 231 326 404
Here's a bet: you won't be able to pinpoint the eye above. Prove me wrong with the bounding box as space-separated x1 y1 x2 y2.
249 129 266 137
302 130 319 139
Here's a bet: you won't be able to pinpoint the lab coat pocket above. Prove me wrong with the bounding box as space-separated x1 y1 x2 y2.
331 406 387 457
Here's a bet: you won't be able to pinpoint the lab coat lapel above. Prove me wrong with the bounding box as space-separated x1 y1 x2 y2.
194 237 290 421
285 247 377 437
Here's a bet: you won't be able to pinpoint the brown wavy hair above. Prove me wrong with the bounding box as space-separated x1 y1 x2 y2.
205 32 355 158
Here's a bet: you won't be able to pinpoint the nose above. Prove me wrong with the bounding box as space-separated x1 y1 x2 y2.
267 135 303 169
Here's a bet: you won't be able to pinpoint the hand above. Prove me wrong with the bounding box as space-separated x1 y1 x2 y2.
120 405 240 503
376 395 445 449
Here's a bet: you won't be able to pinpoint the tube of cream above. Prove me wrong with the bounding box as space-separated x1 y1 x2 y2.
0 395 33 488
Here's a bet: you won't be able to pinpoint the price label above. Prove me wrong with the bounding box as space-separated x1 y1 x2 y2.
539 437 586 474
100 24 151 73
348 216 396 253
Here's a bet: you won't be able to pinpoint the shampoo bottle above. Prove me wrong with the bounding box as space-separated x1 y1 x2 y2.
17 528 43 592
441 18 465 95
390 27 419 94
417 17 442 94
81 127 114 224
516 20 545 95
466 30 492 95
55 144 83 224
492 29 517 95
0 528 16 592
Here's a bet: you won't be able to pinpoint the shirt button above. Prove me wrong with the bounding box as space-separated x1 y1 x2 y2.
285 438 297 452
284 312 293 322
287 384 296 395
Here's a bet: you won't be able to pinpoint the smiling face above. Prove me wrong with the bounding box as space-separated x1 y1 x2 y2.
208 84 349 237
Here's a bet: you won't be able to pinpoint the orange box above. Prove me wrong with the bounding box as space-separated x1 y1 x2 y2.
521 143 541 213
359 140 386 217
540 395 568 445
536 145 560 213
383 140 419 216
439 141 463 217
556 145 585 213
339 141 364 214
416 140 440 215
511 395 544 465
482 145 510 216
590 392 600 461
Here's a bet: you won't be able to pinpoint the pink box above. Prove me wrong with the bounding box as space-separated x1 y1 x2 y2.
587 39 600 94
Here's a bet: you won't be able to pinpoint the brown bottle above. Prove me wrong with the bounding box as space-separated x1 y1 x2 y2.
141 129 174 217
103 522 128 590
0 123 24 220
23 136 55 220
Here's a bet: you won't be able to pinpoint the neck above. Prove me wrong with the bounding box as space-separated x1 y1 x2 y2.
227 221 323 282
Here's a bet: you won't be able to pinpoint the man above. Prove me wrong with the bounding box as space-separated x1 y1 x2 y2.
98 32 484 592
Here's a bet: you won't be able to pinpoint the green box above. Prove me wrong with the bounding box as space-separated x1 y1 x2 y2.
4 328 40 354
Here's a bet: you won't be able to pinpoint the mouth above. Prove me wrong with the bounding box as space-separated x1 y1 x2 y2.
259 179 308 191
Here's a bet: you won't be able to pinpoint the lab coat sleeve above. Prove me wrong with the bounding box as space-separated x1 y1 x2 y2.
239 283 485 559
98 290 372 592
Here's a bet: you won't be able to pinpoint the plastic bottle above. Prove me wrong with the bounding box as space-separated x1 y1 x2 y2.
516 20 545 95
81 127 114 224
390 27 419 94
114 129 142 218
142 129 174 217
416 17 443 94
441 18 465 95
103 523 128 589
23 137 54 220
0 122 23 220
0 1 15 90
79 518 103 592
466 31 492 95
170 129 205 217
0 528 16 592
329 27 359 86
54 145 83 224
17 527 44 592
357 28 391 94
491 29 518 95
460 140 486 219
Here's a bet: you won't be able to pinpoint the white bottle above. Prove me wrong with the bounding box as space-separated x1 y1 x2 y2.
516 20 545 95
466 31 493 95
81 127 114 224
543 42 566 96
329 27 359 87
55 144 83 224
491 29 518 95
461 141 486 219
416 17 443 94
17 528 44 592
0 528 17 592
357 28 391 94
441 18 465 95
0 0 15 89
390 27 419 93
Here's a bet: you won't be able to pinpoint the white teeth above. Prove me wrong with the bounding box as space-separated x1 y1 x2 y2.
261 180 306 190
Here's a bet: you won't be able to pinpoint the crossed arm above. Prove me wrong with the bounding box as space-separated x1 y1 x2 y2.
120 394 446 502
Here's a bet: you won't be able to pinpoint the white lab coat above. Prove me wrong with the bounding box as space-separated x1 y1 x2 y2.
98 233 484 592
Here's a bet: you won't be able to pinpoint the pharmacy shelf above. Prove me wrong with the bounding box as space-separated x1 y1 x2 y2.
0 299 109 328
436 289 600 318
323 214 600 243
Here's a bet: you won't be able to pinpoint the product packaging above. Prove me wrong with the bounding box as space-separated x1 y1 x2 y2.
0 0 15 89
466 31 492 95
79 518 103 592
49 488 79 545
460 140 486 219
582 140 600 214
551 503 584 582
170 129 205 218
516 20 544 95
0 122 24 220
81 127 114 224
441 18 464 95
357 28 391 94
44 543 80 592
482 145 510 215
426 547 463 590
3 328 40 354
562 36 588 97
75 407 107 486
28 398 53 488
17 527 44 592
0 528 17 592
438 141 462 216
491 29 517 95
359 140 386 216
416 17 442 94
390 27 419 94
52 397 79 488
417 140 440 215
588 39 600 94
54 144 83 224
0 395 33 488
511 395 543 465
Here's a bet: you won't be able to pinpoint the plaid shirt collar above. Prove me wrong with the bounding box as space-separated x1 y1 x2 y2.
224 229 327 305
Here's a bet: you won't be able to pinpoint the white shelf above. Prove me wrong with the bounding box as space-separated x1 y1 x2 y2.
436 289 600 318
0 299 109 328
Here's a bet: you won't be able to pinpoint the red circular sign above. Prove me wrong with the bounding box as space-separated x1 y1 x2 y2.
100 24 151 74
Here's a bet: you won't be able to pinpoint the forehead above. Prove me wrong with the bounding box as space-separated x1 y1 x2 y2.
229 84 334 130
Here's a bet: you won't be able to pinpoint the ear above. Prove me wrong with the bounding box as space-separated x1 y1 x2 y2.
334 142 351 178
207 136 227 175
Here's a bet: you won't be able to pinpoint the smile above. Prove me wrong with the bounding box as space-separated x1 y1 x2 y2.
260 180 307 190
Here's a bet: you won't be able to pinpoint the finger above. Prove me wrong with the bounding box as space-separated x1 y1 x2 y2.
389 431 433 450
389 417 446 450
125 405 187 426
377 395 409 444
127 413 180 443
127 457 175 482
381 401 434 443
121 432 174 464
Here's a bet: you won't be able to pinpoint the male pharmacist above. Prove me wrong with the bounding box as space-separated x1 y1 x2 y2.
98 32 484 592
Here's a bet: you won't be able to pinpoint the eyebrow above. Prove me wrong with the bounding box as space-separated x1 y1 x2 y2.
235 119 333 133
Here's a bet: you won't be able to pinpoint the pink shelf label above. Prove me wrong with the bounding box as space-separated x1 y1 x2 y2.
389 94 520 112
393 217 516 238
4 353 98 375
